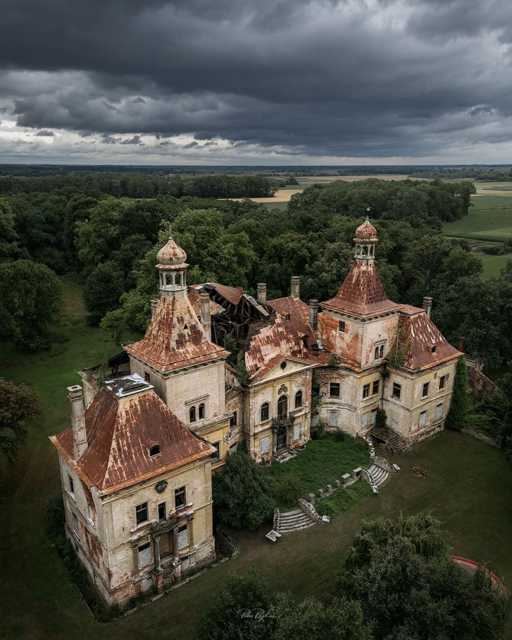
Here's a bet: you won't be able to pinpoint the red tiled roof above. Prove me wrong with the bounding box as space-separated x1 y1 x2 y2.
268 296 312 336
188 286 223 317
394 307 462 371
125 294 228 373
245 313 318 380
322 260 399 318
51 388 214 494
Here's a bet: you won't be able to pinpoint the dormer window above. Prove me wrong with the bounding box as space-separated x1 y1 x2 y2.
149 444 160 457
431 345 437 353
338 320 346 333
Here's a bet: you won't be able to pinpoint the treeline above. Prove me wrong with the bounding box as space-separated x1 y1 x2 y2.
288 178 475 227
410 166 512 181
0 173 276 199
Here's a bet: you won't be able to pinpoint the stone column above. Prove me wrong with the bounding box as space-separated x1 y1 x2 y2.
257 282 267 304
153 535 162 571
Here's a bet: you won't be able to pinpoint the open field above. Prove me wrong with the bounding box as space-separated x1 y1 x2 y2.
480 253 512 278
1 280 512 639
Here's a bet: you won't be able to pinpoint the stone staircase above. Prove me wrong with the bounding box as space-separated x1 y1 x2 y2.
370 426 409 453
365 463 389 490
274 508 317 535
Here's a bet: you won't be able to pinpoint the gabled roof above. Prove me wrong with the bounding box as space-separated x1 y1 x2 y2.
245 313 318 380
321 260 399 318
125 294 228 373
393 305 462 371
50 387 214 495
268 296 312 337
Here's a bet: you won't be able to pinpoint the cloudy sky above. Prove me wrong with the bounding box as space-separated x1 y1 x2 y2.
1 0 512 165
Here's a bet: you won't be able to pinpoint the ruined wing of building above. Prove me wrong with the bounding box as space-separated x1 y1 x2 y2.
50 220 461 607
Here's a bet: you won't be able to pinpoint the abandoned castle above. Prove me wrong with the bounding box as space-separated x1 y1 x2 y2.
50 219 461 606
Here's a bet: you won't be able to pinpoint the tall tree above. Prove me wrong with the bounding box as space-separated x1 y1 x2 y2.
0 260 62 351
0 380 40 461
446 357 470 430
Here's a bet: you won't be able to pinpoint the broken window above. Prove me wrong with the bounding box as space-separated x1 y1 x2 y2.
175 486 186 510
329 382 340 398
422 382 430 398
338 320 346 333
198 403 205 420
374 343 385 359
135 502 148 525
372 380 380 395
295 390 303 408
362 384 370 399
137 542 152 569
189 406 196 423
392 382 401 400
260 402 270 422
277 395 288 420
439 374 448 390
177 524 189 551
211 441 221 460
230 411 237 427
149 444 160 456
144 371 151 383
158 502 166 521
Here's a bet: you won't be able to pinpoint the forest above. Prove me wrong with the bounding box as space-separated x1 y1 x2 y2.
1 172 512 380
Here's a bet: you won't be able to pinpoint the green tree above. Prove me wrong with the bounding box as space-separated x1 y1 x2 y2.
84 261 126 326
213 448 275 530
197 574 276 640
446 358 470 430
0 259 62 351
0 380 40 461
338 515 507 640
0 200 19 261
274 596 372 640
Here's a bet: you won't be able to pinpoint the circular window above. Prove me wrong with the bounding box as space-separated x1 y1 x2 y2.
280 361 287 370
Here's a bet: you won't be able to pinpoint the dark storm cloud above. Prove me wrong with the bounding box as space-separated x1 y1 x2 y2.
1 0 512 158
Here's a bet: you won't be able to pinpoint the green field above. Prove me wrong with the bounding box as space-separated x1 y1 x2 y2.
444 195 512 242
480 253 512 278
1 280 512 639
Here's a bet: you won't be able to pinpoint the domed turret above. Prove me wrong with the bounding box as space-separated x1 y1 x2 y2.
157 236 187 267
156 236 189 297
353 217 378 261
354 217 378 242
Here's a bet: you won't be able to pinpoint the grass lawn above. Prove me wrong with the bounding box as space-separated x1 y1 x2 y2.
479 253 512 278
316 481 373 518
1 281 512 639
444 195 512 242
265 435 369 508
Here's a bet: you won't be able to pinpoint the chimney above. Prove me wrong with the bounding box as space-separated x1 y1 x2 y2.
68 385 87 459
151 298 159 318
423 296 433 318
309 299 319 330
290 275 301 299
257 282 267 305
199 290 211 340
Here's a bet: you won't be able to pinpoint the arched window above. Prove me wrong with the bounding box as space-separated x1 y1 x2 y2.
277 395 288 420
198 403 205 420
189 406 196 423
295 390 303 409
260 402 270 422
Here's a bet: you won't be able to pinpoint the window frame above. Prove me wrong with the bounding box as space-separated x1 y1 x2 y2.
372 380 380 396
439 374 448 390
421 382 430 398
392 382 402 400
135 502 149 525
211 441 221 460
294 389 303 409
329 382 341 398
158 502 166 521
338 320 346 333
189 405 196 423
149 444 160 457
362 383 370 399
198 403 205 420
260 401 270 422
230 411 237 427
419 410 428 428
175 486 186 510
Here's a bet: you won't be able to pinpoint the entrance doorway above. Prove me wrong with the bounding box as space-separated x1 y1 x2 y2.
277 423 287 451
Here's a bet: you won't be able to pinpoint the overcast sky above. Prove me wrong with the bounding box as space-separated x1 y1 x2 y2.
1 0 512 165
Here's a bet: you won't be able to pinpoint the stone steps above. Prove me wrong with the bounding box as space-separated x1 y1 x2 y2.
276 508 317 534
366 463 389 489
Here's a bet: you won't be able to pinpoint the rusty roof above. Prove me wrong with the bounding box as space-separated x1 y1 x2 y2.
394 306 462 371
156 236 187 267
50 387 214 495
268 296 312 336
245 312 318 380
125 294 228 373
355 218 378 240
205 282 244 306
322 259 399 318
188 286 224 317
